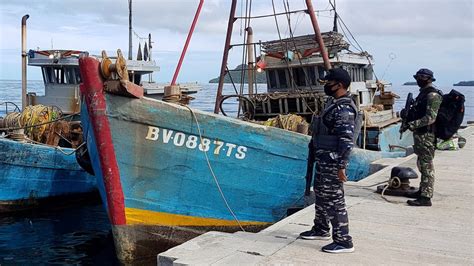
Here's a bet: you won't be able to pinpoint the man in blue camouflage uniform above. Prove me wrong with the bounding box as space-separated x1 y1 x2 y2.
402 68 442 207
300 68 356 253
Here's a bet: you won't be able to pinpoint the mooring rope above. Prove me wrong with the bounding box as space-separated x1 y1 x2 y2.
346 177 405 204
181 104 246 231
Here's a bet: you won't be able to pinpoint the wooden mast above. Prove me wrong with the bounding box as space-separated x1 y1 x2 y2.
305 0 332 70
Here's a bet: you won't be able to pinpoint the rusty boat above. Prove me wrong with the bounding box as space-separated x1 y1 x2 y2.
78 0 413 262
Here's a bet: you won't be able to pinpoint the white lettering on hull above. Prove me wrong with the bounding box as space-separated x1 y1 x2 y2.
145 126 247 160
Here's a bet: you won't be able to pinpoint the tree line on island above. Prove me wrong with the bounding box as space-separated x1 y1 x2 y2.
403 80 473 86
209 64 267 84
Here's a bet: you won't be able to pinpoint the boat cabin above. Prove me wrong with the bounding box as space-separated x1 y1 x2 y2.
238 32 399 151
243 32 388 121
27 49 160 114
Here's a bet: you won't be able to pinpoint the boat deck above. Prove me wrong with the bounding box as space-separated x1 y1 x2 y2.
158 126 474 265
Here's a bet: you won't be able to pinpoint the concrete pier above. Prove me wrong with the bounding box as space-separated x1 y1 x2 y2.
158 126 474 265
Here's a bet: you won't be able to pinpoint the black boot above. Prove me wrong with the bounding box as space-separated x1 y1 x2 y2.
405 189 421 199
407 196 432 206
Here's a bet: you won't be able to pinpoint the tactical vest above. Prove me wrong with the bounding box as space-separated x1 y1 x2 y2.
409 86 442 134
311 96 361 152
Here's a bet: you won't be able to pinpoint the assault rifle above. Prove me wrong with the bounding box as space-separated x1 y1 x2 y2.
399 92 414 139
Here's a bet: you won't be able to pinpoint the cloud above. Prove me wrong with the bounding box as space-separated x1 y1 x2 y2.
337 0 473 39
2 0 472 38
1 0 473 84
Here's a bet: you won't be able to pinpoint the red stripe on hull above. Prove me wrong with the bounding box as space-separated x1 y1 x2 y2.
79 57 126 225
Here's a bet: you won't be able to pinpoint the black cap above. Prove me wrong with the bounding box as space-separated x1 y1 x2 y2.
413 68 436 81
322 68 351 88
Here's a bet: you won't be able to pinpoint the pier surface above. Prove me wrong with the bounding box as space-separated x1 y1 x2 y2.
158 127 474 265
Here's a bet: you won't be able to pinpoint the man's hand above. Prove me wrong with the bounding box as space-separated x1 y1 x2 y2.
400 108 408 119
338 169 348 182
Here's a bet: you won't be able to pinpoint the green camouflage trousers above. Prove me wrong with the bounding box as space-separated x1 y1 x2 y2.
413 132 436 198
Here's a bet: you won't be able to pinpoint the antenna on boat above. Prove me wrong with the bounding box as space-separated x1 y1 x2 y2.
128 0 133 60
148 33 153 82
332 0 338 32
21 14 29 110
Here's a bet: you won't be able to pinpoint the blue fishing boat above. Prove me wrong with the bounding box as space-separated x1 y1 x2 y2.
0 15 98 212
0 137 97 212
0 11 174 213
78 1 413 262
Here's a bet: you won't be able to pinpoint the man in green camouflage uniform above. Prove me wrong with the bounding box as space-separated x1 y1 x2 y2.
402 68 442 207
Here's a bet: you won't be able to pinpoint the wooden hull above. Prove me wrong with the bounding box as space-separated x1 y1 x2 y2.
0 138 97 213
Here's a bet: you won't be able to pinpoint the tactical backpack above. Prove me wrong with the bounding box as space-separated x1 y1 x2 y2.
434 89 465 140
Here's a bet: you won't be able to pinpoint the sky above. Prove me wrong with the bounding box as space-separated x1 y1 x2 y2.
0 0 473 86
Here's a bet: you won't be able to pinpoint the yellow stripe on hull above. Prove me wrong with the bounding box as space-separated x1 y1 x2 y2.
125 207 270 227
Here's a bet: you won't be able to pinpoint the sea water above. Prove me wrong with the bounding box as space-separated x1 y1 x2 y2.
0 80 472 264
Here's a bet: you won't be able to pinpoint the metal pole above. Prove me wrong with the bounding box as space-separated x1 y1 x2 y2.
214 0 237 113
21 14 29 110
171 0 204 85
128 0 133 60
148 33 153 82
246 27 254 96
305 0 332 70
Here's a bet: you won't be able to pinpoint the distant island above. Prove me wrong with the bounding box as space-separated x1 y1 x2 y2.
403 82 417 86
209 64 267 84
453 81 474 86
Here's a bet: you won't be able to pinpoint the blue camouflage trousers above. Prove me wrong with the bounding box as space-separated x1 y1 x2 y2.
313 152 352 245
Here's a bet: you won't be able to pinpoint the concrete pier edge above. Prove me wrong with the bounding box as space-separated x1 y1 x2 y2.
158 126 474 265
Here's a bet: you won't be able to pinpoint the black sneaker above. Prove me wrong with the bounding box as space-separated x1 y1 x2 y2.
299 229 331 240
407 196 432 206
322 242 355 253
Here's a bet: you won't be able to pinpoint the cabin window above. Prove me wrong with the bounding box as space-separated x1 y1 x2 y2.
41 68 47 84
74 68 81 83
42 67 55 84
347 66 366 82
292 68 307 87
65 67 81 84
133 74 140 85
307 66 317 85
42 66 81 84
65 68 74 84
267 70 277 89
365 66 374 80
317 66 325 81
53 68 64 84
276 69 288 89
56 68 64 83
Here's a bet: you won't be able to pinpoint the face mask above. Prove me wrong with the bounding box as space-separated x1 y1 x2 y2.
324 83 336 96
416 79 429 88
